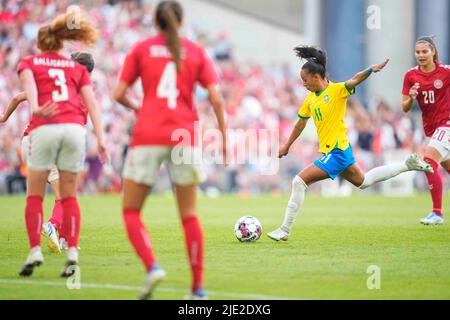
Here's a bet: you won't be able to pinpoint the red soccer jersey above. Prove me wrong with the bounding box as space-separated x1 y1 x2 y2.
402 64 450 137
119 34 218 147
17 52 91 133
23 99 87 137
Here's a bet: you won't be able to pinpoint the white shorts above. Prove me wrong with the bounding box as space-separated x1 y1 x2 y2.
22 135 60 182
429 126 450 161
123 146 205 186
26 124 86 174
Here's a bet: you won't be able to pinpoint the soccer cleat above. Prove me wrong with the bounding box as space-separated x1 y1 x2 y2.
406 153 434 173
420 212 444 225
19 247 44 277
267 227 290 241
60 260 78 278
60 247 79 277
42 222 61 253
185 288 208 300
138 264 167 300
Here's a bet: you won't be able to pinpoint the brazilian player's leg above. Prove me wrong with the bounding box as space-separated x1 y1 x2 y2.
268 163 329 241
343 154 432 189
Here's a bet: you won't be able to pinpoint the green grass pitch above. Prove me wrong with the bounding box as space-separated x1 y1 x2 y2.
0 193 449 300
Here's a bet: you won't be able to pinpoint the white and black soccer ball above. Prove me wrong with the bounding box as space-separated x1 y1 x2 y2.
234 216 262 242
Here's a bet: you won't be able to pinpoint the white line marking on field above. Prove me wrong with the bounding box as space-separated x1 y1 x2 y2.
0 279 301 300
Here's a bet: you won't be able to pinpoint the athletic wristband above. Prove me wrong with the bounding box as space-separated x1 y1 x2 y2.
366 67 373 75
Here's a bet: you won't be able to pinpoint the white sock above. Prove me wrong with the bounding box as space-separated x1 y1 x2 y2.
30 246 41 254
359 163 409 190
67 247 79 262
280 176 307 233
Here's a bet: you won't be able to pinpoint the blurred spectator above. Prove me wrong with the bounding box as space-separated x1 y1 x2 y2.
0 0 432 195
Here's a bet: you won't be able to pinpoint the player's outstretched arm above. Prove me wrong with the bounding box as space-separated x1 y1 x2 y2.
207 84 227 164
346 59 389 90
279 118 308 158
112 81 140 113
0 92 27 123
81 85 109 164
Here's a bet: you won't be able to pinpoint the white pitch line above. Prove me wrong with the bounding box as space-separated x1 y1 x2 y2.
0 279 301 300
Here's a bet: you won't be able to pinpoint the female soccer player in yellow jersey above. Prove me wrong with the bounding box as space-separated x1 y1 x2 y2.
267 46 433 241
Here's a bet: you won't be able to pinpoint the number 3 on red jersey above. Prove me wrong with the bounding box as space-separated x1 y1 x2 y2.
157 62 179 109
48 68 69 102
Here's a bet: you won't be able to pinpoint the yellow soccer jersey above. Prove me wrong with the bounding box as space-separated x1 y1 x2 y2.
298 81 355 154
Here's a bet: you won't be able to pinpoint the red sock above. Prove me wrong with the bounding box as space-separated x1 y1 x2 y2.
182 215 204 291
49 200 63 234
25 196 44 248
61 197 81 248
123 208 156 271
424 158 443 216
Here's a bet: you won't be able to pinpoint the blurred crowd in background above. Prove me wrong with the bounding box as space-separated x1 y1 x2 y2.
0 0 443 195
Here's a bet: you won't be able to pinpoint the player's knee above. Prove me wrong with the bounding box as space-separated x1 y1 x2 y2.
292 176 307 193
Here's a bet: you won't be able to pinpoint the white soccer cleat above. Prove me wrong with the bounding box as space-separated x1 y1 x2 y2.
267 227 290 241
42 222 61 253
138 264 167 300
406 154 434 173
19 247 44 277
420 212 444 225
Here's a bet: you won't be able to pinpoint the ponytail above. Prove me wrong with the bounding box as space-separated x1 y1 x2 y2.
155 1 183 71
294 45 327 78
37 9 99 52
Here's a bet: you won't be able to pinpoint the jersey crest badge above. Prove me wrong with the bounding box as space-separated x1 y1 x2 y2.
434 79 443 89
324 95 329 103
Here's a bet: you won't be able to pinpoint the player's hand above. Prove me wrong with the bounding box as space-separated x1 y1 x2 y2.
33 101 59 118
278 144 290 158
0 114 5 123
97 140 110 165
409 82 420 100
371 59 390 73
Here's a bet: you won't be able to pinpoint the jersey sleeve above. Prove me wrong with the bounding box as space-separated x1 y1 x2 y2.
298 96 311 119
119 44 140 85
402 71 412 95
197 49 218 88
17 57 32 74
339 82 355 98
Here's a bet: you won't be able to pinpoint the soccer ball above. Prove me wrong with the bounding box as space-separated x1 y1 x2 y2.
234 216 262 242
